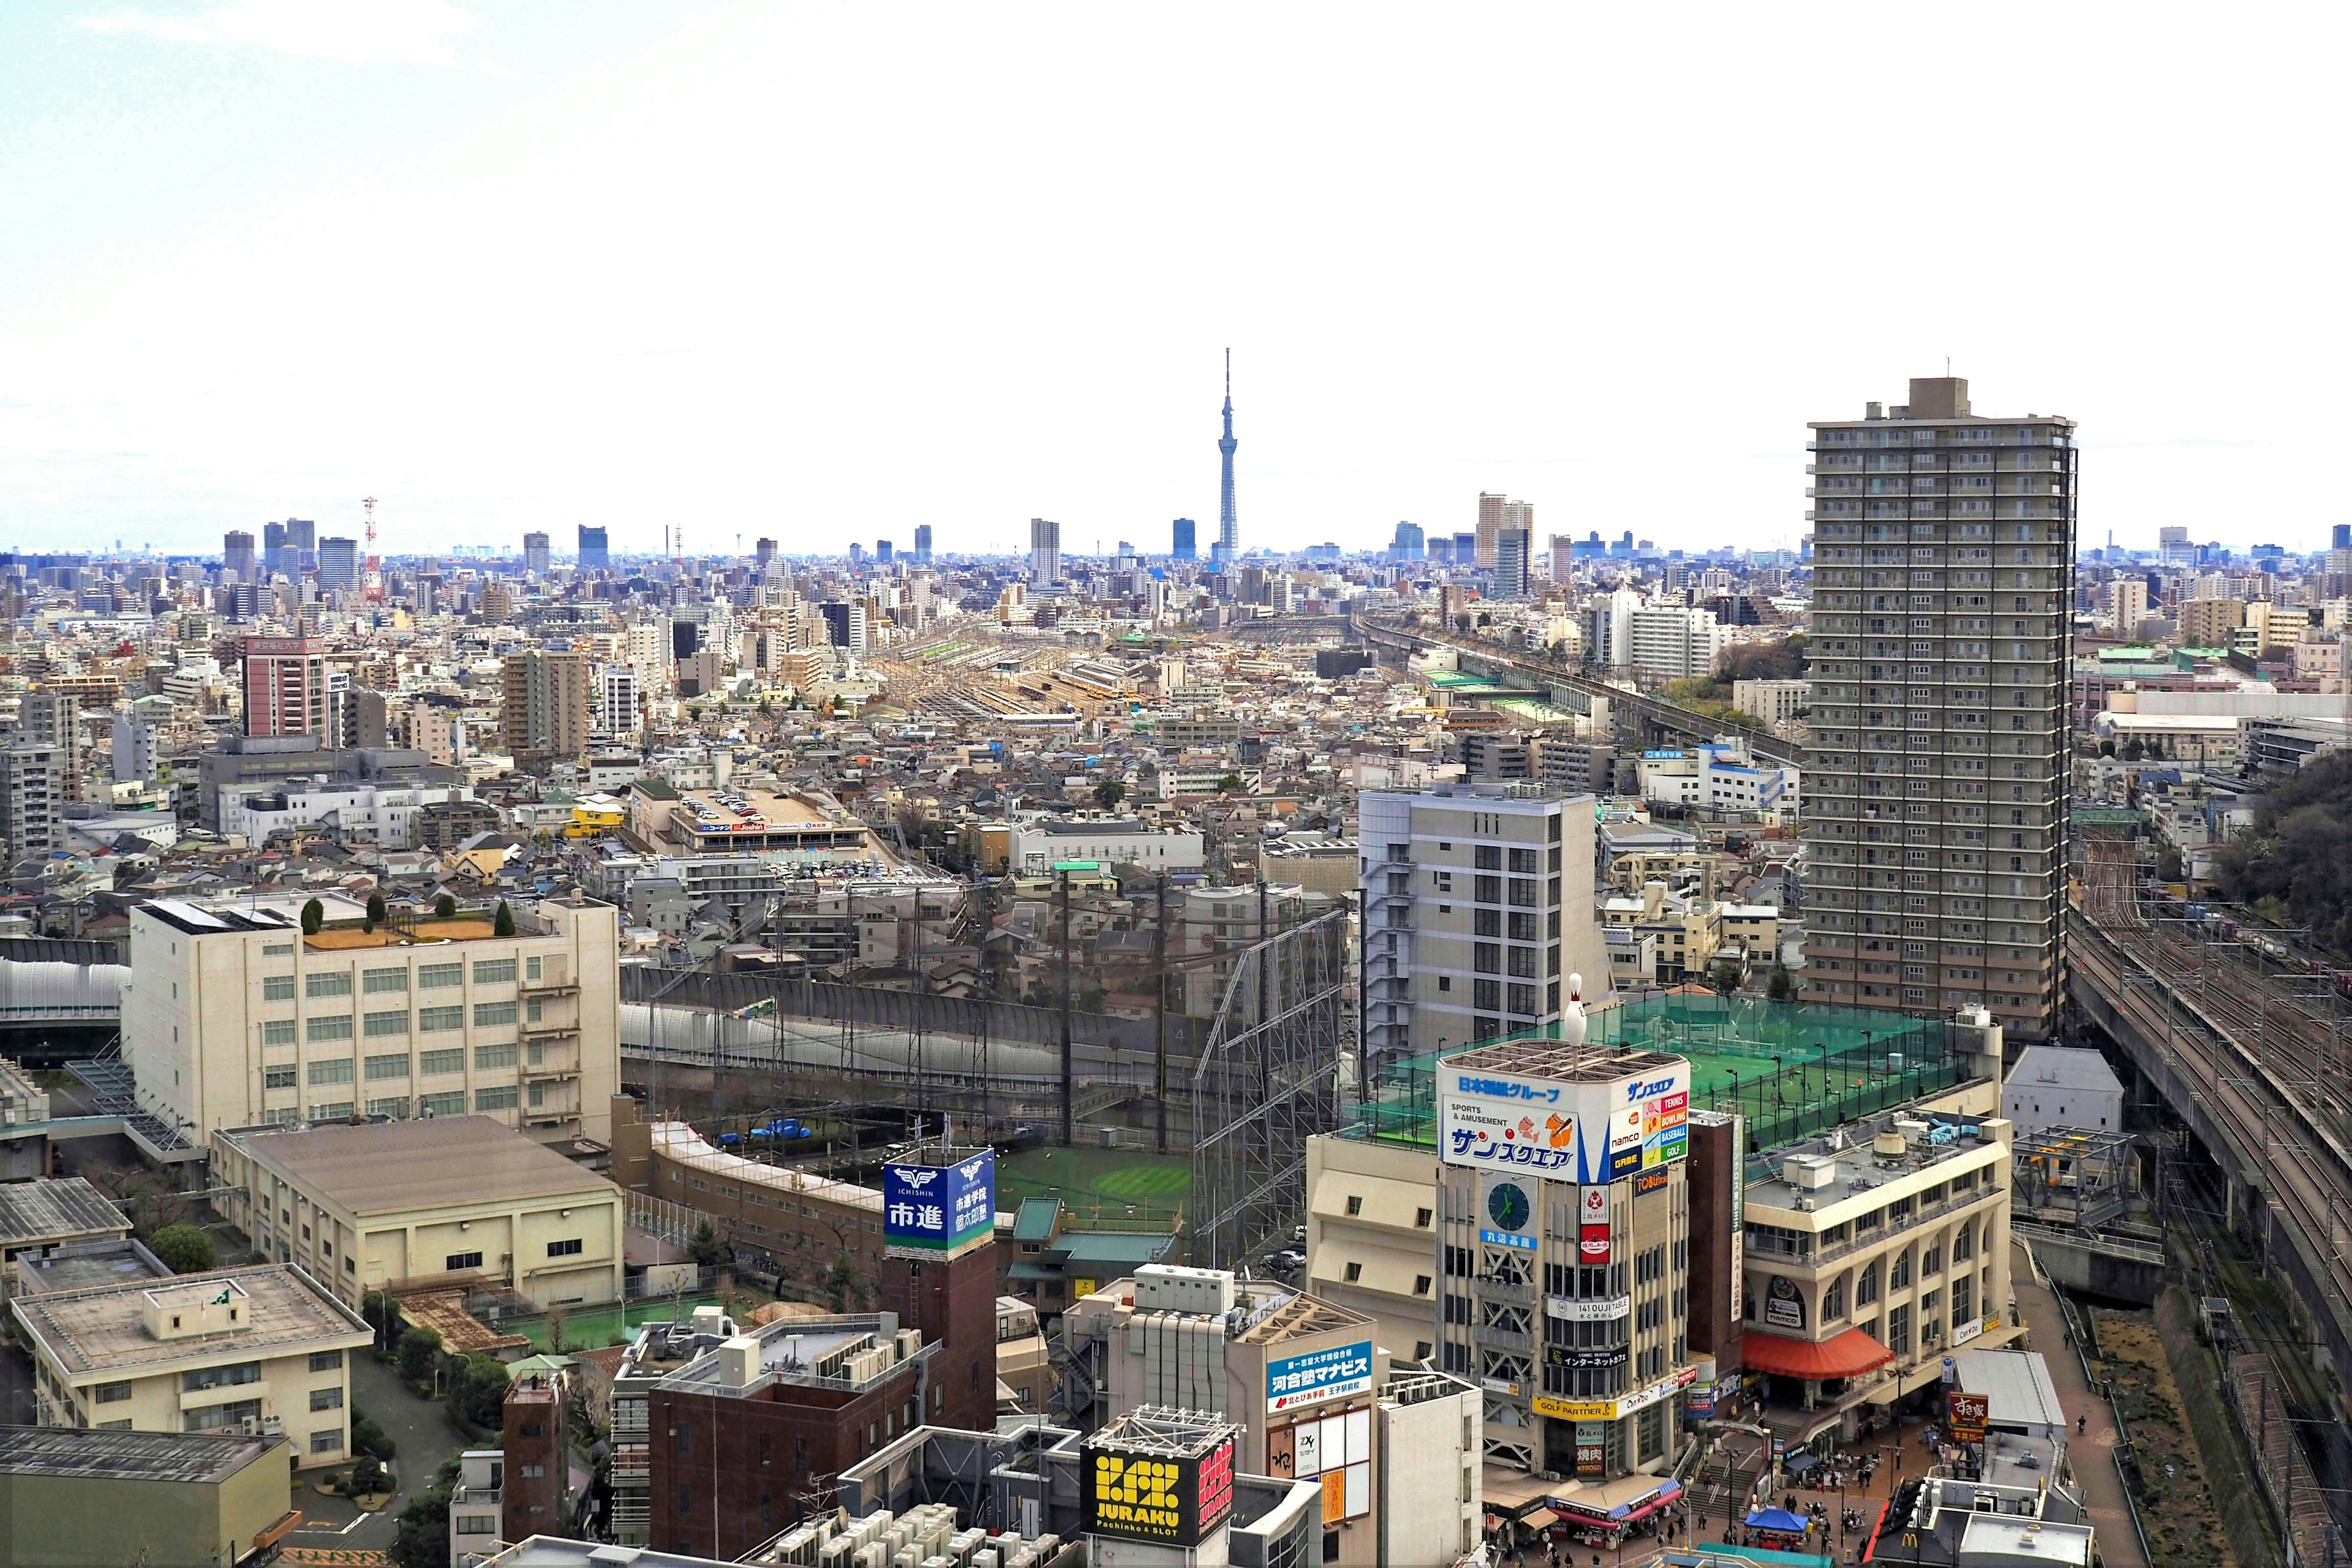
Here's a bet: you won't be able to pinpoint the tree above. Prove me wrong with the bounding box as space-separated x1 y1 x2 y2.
301 898 325 935
389 1456 462 1568
362 1291 402 1352
1216 773 1243 794
353 1412 396 1461
544 1301 569 1353
2099 739 2117 758
398 1325 443 1387
453 1355 510 1430
348 1453 389 1498
148 1223 216 1274
434 893 458 919
1091 779 1128 810
687 1219 726 1269
2157 847 2185 884
1708 959 1743 995
825 1252 864 1313
492 900 516 937
1767 963 1793 1002
364 892 386 932
2122 737 2146 762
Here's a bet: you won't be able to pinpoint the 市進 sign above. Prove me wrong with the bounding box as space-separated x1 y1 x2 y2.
1085 1435 1235 1547
1267 1341 1374 1413
882 1150 995 1261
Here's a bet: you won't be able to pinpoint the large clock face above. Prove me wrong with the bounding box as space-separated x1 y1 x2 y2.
1487 1179 1532 1234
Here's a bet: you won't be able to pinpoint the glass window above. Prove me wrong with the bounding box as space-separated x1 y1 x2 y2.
307 1101 352 1121
419 1091 467 1117
184 1399 261 1433
365 1096 409 1118
305 1016 353 1043
361 968 409 994
473 1001 518 1028
307 1058 354 1086
309 1429 342 1454
526 956 543 979
474 1086 519 1112
183 1363 262 1392
475 1043 519 1070
262 975 296 1002
264 1064 298 1090
309 1385 344 1411
548 1238 583 1257
418 1048 465 1076
305 972 352 999
261 1019 297 1046
418 1006 464 1033
363 1054 410 1081
473 959 517 986
96 1381 133 1403
417 962 463 989
362 1010 409 1038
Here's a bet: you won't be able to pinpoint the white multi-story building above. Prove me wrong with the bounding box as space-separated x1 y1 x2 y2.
110 713 160 785
123 894 620 1148
1358 782 1607 1069
1003 815 1205 876
1626 605 1726 682
1733 679 1809 728
1635 741 1799 819
596 661 641 739
217 782 478 850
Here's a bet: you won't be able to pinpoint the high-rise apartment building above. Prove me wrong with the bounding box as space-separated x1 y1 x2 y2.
499 648 593 760
521 532 551 574
1801 377 2075 1040
243 636 327 739
577 526 610 571
2179 595 2244 648
222 530 257 582
913 524 932 565
1358 783 1608 1072
1028 516 1061 585
1493 528 1532 598
596 662 641 739
1172 517 1197 561
1476 493 1534 570
317 537 360 591
0 742 64 862
1549 533 1578 582
1626 606 1725 682
2102 578 2149 636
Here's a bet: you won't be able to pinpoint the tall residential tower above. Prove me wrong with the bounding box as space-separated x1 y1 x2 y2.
1800 377 2075 1040
1028 517 1061 586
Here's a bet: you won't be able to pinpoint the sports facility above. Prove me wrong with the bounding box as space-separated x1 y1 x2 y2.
997 1144 1192 1218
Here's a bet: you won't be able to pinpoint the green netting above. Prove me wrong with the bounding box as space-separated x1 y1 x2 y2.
1348 995 1967 1160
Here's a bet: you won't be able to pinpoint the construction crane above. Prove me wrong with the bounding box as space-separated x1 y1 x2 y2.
361 496 384 602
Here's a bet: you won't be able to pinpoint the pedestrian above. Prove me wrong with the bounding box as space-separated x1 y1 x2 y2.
2077 1414 2087 1436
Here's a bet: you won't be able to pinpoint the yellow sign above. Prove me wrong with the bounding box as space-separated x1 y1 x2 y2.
1092 1453 1184 1537
1321 1469 1347 1526
1071 1278 1099 1300
1533 1395 1616 1421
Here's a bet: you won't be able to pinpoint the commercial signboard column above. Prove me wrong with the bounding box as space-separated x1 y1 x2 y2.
881 1148 995 1262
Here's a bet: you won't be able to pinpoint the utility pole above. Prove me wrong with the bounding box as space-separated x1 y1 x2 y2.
1058 868 1074 1147
1154 873 1169 1154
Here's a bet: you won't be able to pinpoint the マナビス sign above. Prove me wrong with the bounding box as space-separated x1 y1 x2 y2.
1267 1340 1374 1412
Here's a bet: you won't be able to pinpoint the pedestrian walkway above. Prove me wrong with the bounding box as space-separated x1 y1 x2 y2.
2009 1236 2149 1568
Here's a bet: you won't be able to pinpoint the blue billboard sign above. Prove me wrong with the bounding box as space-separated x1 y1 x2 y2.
1265 1339 1375 1413
883 1149 996 1261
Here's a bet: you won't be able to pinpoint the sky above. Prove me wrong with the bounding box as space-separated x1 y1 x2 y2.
1 3 2345 560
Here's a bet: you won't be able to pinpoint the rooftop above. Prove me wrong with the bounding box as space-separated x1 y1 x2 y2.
0 1177 130 1248
222 1116 619 1215
0 1423 281 1484
12 1264 369 1378
1743 1110 1999 1211
12 1237 170 1297
1232 1289 1371 1346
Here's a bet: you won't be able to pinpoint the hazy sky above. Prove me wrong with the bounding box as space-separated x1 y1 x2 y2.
2 4 2343 559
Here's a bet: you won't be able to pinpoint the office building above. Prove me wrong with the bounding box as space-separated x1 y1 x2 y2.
282 518 317 575
10 1264 372 1469
1801 377 2076 1039
1476 493 1534 570
262 519 290 577
913 523 933 564
1167 516 1196 561
243 636 326 739
0 1425 296 1568
1390 521 1424 561
818 600 869 653
221 530 257 582
1029 516 1061 586
576 525 610 571
317 537 360 591
500 647 593 760
1493 528 1531 597
522 532 551 574
1432 1035 1698 1492
123 892 620 1147
2180 594 2244 647
875 538 894 564
596 661 641 739
209 1117 625 1310
1357 783 1608 1069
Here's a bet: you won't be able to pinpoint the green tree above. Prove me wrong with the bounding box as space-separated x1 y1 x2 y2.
1708 959 1743 995
398 1325 443 1386
453 1355 511 1430
353 1413 396 1462
361 1291 402 1352
300 897 325 935
389 1456 463 1568
364 892 386 932
687 1219 726 1268
1767 963 1793 1002
1216 773 1243 794
348 1453 389 1498
1091 779 1128 810
826 1253 864 1312
2122 737 2146 761
147 1223 216 1274
434 893 458 918
492 900 516 937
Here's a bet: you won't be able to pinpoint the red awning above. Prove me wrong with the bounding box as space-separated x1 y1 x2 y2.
1741 1327 1895 1381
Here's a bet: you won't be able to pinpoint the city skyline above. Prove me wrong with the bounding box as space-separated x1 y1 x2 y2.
2 7 2345 555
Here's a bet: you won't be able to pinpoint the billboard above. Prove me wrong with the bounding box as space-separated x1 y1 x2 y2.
1533 1366 1697 1423
1762 1274 1805 1331
1439 1060 1691 1182
1480 1171 1540 1252
882 1149 995 1261
1945 1390 1990 1443
1085 1434 1236 1547
1579 1184 1611 1265
1267 1340 1375 1413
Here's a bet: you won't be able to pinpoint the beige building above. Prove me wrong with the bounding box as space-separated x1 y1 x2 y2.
1803 377 2075 1040
1475 492 1533 570
2178 594 2244 649
10 1264 371 1469
123 894 620 1150
0 1426 296 1568
499 647 592 760
2101 578 2149 636
1302 1135 1442 1362
209 1116 625 1308
1733 678 1809 728
1358 783 1607 1068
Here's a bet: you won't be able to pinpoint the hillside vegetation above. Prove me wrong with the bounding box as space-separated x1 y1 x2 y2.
2213 749 2352 958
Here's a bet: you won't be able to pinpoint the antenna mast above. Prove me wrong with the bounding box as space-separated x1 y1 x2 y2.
361 497 384 602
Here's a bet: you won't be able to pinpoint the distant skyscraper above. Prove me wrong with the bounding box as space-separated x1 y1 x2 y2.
1548 533 1577 581
284 518 317 575
222 530 257 582
578 526 611 571
755 537 777 573
1475 494 1534 569
1453 532 1475 564
1803 376 2075 1042
1029 518 1061 585
2335 524 2351 551
875 539 894 564
1493 529 1531 597
522 532 551 575
913 524 933 565
317 537 360 590
1217 350 1238 557
243 636 326 738
262 521 288 578
1172 518 1197 561
1389 522 1424 561
1427 535 1453 565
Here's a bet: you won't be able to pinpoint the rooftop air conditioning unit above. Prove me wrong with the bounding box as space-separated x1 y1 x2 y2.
1873 1131 1909 1158
1782 1153 1839 1189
